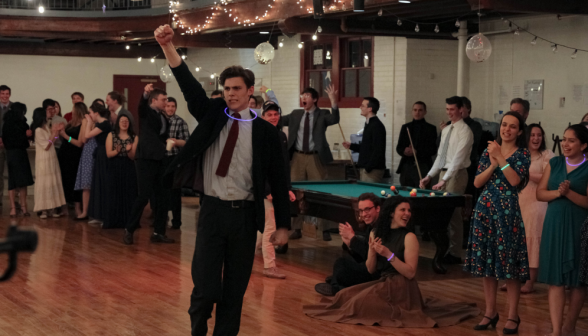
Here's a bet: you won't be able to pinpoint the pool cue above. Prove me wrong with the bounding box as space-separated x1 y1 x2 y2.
406 128 423 182
338 124 359 179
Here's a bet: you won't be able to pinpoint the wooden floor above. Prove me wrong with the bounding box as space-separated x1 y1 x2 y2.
0 197 587 335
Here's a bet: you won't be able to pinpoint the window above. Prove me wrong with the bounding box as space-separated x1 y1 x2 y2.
301 36 373 108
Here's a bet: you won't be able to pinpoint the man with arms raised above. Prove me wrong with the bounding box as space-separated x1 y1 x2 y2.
154 25 290 336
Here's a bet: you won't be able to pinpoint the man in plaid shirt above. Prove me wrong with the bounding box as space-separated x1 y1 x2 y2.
164 97 190 229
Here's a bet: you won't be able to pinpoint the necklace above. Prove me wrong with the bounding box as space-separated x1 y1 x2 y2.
224 108 258 121
566 154 586 167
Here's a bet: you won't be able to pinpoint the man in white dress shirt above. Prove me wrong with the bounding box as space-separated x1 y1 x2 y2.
420 96 473 264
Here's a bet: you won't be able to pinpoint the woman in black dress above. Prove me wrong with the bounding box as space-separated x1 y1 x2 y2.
57 102 86 217
85 102 112 223
103 114 138 229
2 102 34 217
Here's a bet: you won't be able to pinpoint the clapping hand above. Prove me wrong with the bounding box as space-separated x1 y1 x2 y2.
338 222 355 243
126 143 133 152
154 24 174 47
558 180 571 196
371 237 393 258
487 140 502 160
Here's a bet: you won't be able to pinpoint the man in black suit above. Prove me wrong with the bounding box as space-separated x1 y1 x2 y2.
123 84 175 245
281 85 339 241
154 25 290 336
342 97 386 183
396 101 437 187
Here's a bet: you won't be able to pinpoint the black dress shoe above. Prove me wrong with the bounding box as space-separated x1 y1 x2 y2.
150 234 175 243
443 253 463 265
325 275 333 284
74 216 89 221
275 243 288 254
473 314 499 330
315 283 335 296
170 224 181 230
322 231 332 241
503 317 520 335
289 230 302 240
123 230 134 245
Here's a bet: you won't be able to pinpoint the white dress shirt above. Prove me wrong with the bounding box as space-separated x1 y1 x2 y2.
203 107 254 201
427 118 473 181
295 105 316 151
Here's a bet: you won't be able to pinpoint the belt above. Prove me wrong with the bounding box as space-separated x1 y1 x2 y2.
295 150 318 155
441 168 448 172
203 195 255 209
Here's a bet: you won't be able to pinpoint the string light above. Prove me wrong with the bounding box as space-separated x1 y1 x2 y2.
378 8 382 16
298 42 303 49
514 28 520 35
434 24 440 33
279 38 284 48
312 34 317 40
531 37 537 45
181 55 187 60
572 49 578 59
210 74 215 79
552 44 558 53
414 24 419 32
137 57 142 62
455 19 460 27
151 58 155 63
126 45 130 50
38 5 44 13
397 19 402 26
195 67 200 71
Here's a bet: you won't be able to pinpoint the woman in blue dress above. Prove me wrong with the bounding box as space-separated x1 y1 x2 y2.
464 111 530 334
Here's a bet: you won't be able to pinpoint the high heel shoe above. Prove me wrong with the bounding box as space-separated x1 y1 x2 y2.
503 317 520 334
473 314 499 330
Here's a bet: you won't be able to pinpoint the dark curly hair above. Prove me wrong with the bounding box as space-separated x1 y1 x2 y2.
374 197 411 243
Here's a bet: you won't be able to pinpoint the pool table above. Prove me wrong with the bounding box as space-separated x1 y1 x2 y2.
290 180 467 274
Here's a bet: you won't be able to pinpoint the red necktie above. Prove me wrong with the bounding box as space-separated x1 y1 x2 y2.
216 112 240 177
303 112 310 152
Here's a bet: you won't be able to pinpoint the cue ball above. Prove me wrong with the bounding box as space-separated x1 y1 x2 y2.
430 192 435 196
381 190 386 196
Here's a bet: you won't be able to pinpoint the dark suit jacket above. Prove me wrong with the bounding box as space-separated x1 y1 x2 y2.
167 61 290 233
349 116 386 172
281 106 340 165
395 119 437 173
135 97 168 161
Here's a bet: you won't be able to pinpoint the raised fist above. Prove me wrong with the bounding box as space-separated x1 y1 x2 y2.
154 25 174 46
144 83 154 94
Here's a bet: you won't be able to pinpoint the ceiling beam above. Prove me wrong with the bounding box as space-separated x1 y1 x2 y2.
0 41 165 58
0 15 169 33
471 0 588 14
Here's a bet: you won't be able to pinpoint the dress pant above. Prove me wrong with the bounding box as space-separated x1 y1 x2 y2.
0 147 5 202
359 168 384 183
189 195 258 336
440 168 468 257
331 254 376 291
399 161 431 188
256 198 277 269
126 158 171 235
150 156 182 227
290 152 335 232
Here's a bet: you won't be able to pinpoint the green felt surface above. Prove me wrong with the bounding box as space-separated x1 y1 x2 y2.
291 180 445 198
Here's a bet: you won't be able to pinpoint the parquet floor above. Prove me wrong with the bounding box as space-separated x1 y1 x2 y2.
0 196 586 335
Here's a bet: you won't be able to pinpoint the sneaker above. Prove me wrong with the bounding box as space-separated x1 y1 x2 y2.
150 233 175 244
263 267 286 279
88 219 101 224
40 212 48 219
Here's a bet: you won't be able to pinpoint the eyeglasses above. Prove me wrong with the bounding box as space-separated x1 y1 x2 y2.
358 206 375 214
299 94 311 99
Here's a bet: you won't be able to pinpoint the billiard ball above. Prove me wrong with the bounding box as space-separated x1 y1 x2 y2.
381 190 386 196
390 186 399 195
410 191 417 197
430 192 435 196
411 188 417 193
443 192 449 196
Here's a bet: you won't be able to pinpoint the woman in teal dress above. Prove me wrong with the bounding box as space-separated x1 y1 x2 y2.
464 112 530 334
537 124 588 336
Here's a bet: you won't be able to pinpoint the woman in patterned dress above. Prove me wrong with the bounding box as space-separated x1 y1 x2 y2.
103 114 138 229
538 124 588 336
464 111 530 334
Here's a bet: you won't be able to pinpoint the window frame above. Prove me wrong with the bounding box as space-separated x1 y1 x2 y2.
299 35 374 109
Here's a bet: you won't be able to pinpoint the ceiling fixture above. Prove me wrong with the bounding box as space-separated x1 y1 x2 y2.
125 45 130 50
151 58 155 63
260 31 269 34
38 5 44 13
195 67 200 72
398 0 411 3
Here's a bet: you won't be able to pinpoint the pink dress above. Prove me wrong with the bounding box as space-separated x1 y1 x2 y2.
519 149 554 268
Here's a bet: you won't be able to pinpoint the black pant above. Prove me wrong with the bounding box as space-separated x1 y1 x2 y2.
126 159 171 235
170 188 182 227
331 254 376 291
189 196 258 336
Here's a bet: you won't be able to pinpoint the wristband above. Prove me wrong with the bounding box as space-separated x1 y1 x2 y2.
387 253 395 262
265 89 271 93
68 136 72 143
48 140 53 144
501 163 510 171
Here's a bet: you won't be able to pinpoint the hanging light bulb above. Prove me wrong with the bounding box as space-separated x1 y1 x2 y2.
377 8 382 16
38 5 44 13
455 19 460 28
137 57 142 62
434 24 440 33
195 67 200 72
279 41 284 48
531 37 537 45
317 26 322 33
514 28 520 35
210 74 215 79
414 24 420 33
181 55 187 60
397 19 402 26
298 42 303 49
572 49 578 59
312 34 317 40
126 45 130 50
552 44 558 53
151 58 155 63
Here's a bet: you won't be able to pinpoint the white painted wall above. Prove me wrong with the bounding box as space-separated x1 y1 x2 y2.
0 54 193 129
469 15 588 149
